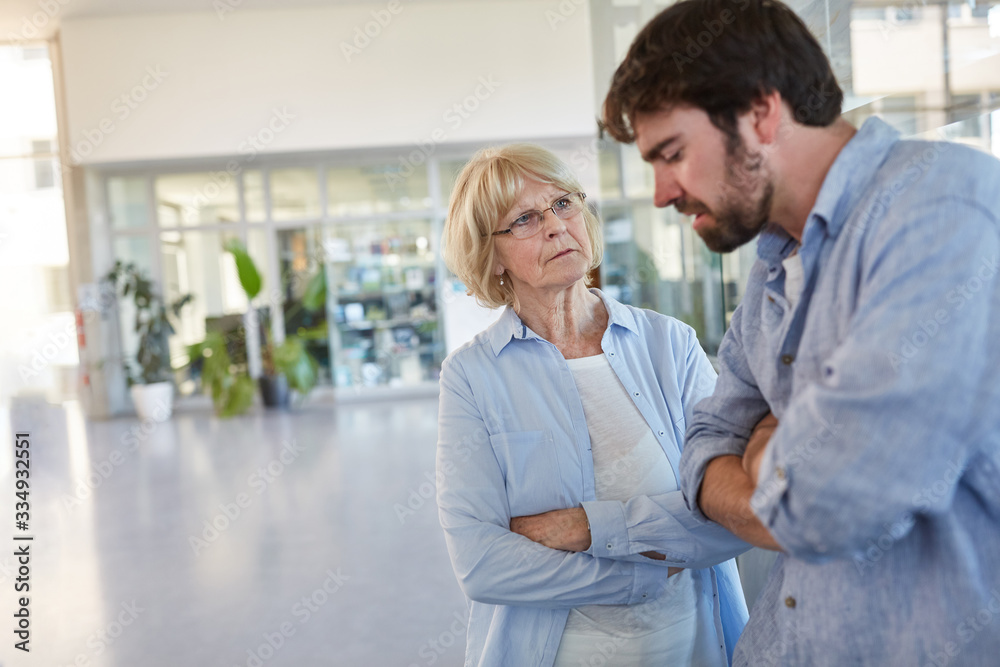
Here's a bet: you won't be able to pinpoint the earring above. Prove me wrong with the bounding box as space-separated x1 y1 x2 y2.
499 273 504 286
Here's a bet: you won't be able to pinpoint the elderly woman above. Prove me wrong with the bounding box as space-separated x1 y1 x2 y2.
437 144 749 667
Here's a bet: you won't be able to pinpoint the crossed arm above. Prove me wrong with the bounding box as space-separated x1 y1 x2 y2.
510 412 781 555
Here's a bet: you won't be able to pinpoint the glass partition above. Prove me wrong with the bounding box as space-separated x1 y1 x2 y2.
155 172 239 226
270 167 320 221
108 176 149 229
327 164 431 217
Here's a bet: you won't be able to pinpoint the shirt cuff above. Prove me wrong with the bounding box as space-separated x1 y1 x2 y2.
627 559 666 605
580 500 629 558
750 447 824 558
679 436 747 523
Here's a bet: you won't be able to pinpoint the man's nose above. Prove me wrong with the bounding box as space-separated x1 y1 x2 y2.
653 166 683 209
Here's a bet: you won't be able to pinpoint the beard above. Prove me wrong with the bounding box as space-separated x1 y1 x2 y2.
676 138 774 254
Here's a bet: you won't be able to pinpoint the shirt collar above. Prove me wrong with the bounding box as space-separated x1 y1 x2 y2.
805 116 900 240
756 116 901 268
487 288 637 357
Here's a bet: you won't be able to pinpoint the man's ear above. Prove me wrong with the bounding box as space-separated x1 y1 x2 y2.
749 90 784 145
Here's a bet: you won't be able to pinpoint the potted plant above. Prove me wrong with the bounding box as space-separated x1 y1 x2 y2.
102 261 193 421
186 331 256 417
225 240 320 407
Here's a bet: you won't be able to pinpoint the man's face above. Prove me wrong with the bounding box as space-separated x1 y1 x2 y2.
633 105 774 253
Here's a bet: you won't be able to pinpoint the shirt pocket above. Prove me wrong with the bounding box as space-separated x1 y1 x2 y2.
489 430 564 517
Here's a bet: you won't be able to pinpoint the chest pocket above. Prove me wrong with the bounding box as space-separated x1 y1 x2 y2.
489 430 564 517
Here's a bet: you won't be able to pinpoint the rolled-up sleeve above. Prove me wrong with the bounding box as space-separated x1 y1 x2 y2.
437 353 665 607
751 200 998 561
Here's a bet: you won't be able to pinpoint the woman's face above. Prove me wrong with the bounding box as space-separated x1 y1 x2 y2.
492 179 593 301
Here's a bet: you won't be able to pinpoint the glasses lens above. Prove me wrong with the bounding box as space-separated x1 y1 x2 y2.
509 212 541 239
552 193 583 219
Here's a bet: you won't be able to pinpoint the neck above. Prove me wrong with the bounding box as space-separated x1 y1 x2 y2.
770 118 857 242
514 282 606 350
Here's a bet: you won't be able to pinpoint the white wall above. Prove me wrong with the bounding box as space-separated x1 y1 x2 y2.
59 1 597 164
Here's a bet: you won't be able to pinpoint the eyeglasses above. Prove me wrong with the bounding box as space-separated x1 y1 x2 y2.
492 192 587 239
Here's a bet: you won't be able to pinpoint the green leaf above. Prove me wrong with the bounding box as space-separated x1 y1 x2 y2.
224 239 262 301
302 267 327 312
272 337 318 395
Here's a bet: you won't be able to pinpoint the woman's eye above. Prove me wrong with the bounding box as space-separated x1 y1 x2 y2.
512 214 533 227
664 150 682 164
553 198 570 210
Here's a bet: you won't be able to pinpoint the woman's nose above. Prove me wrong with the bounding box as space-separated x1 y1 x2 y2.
542 210 568 237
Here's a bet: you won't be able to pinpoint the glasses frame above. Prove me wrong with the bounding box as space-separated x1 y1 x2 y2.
491 192 587 239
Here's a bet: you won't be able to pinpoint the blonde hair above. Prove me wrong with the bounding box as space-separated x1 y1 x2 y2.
442 143 603 311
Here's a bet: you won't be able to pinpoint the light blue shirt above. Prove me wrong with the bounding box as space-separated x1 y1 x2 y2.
437 290 750 667
680 117 1000 665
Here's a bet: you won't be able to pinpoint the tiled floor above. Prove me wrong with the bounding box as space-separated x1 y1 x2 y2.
0 396 468 667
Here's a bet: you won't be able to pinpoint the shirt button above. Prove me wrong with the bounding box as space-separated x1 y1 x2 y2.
606 543 613 549
633 392 640 397
781 354 795 365
785 596 796 609
775 467 786 480
609 351 615 357
641 592 648 598
658 430 665 436
767 295 775 303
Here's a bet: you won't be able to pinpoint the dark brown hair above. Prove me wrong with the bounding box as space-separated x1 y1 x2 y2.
603 0 843 144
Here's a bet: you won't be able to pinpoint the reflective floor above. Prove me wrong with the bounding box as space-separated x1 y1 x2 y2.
0 396 467 667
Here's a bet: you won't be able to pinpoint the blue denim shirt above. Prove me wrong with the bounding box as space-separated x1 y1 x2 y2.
437 290 749 667
680 117 1000 666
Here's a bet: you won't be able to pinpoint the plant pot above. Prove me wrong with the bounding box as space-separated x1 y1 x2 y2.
130 381 174 422
259 374 290 409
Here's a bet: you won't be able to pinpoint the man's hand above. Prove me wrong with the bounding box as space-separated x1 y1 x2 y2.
509 508 591 552
699 456 782 551
743 411 779 486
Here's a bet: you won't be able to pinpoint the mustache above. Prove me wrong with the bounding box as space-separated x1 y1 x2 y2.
673 199 710 217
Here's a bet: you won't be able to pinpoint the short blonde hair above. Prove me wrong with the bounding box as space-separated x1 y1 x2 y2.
442 144 604 311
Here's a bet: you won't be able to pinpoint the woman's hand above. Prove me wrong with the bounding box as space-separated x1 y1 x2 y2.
743 411 779 486
510 508 591 552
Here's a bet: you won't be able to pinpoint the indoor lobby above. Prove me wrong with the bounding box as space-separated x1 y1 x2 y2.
1 0 998 664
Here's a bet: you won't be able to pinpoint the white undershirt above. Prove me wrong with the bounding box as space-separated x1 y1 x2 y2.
552 354 725 667
783 247 804 308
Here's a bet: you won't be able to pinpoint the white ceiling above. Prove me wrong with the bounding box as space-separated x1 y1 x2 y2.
0 0 476 41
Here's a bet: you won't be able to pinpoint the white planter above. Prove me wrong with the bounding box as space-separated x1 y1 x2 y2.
130 382 174 422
